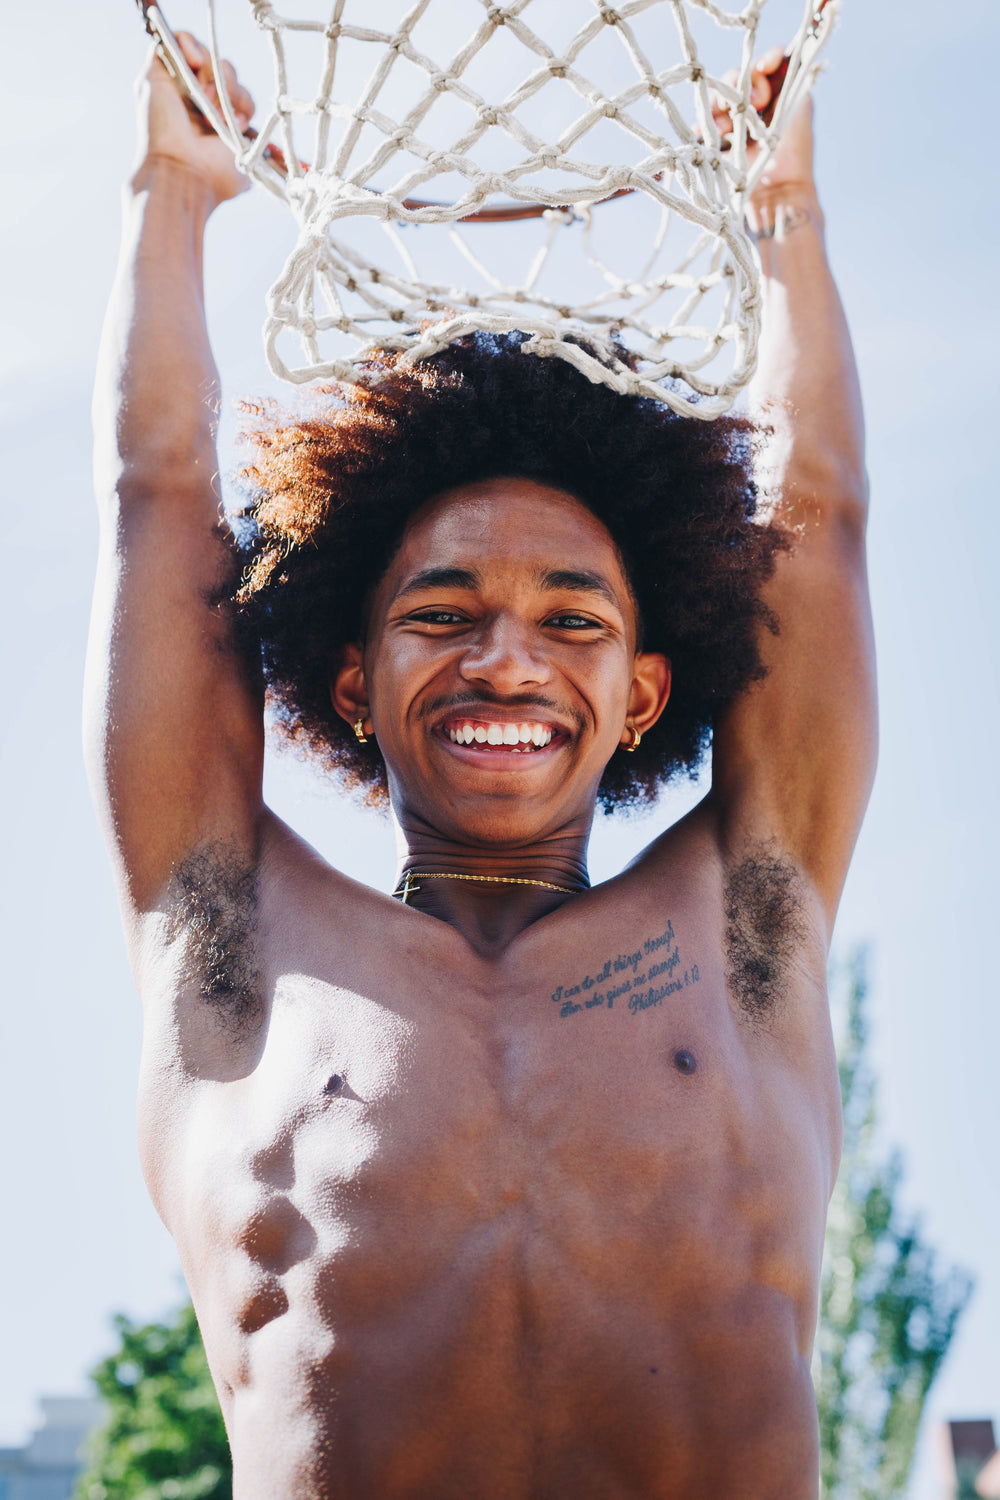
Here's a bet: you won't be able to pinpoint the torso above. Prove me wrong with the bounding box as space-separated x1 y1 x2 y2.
137 804 841 1499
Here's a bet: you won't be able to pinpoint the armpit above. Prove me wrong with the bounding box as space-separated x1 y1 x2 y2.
165 844 261 1031
724 846 806 1024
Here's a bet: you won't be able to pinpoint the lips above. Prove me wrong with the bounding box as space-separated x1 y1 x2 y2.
440 718 556 751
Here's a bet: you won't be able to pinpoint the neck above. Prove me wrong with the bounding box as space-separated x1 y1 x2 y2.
392 821 591 954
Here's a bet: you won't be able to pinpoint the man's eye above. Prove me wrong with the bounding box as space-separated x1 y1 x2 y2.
409 609 467 626
547 613 600 630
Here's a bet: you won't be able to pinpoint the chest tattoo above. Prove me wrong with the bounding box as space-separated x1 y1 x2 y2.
549 921 701 1022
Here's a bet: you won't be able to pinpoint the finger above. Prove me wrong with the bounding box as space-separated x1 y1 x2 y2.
710 71 739 136
756 45 787 77
749 68 771 111
711 106 734 138
174 30 209 75
232 85 255 130
216 60 256 128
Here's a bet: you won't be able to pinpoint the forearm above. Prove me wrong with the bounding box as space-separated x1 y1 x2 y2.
93 161 222 514
749 188 867 514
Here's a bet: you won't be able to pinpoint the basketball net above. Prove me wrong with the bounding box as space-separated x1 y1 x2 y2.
142 0 839 417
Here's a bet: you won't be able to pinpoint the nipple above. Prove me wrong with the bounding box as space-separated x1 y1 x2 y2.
673 1049 697 1076
324 1073 345 1096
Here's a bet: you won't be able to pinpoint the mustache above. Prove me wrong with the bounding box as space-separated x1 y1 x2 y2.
419 691 586 731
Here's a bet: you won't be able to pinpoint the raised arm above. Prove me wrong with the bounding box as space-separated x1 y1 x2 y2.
709 64 877 930
85 37 264 918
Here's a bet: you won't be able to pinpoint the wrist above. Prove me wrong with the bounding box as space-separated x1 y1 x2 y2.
128 155 224 217
747 185 824 245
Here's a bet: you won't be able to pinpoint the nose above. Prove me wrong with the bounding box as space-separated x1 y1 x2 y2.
458 613 552 694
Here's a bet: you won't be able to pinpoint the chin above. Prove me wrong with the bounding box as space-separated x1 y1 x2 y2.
415 778 601 848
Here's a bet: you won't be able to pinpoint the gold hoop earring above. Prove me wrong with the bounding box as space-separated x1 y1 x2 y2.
353 718 369 745
624 723 641 753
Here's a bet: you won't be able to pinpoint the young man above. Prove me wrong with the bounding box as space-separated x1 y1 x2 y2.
87 30 874 1500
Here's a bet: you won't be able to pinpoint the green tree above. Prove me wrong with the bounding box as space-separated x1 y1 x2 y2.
816 952 973 1499
75 1301 231 1500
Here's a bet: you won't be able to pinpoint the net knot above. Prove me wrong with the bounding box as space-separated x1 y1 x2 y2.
548 58 568 78
324 20 341 41
601 7 622 24
249 0 276 30
430 72 450 92
487 7 509 25
284 173 312 205
478 105 500 126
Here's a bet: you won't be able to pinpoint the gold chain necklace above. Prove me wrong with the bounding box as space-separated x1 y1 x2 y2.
394 870 584 904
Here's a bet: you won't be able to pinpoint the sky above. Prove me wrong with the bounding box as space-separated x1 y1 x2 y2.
1 3 998 1496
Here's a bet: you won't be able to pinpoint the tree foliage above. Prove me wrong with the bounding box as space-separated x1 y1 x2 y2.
816 952 973 1499
75 1302 231 1500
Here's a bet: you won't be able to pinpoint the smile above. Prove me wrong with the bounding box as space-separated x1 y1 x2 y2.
441 719 556 751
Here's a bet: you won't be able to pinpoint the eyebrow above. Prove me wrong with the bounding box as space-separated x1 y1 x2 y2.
393 566 482 600
538 568 622 609
394 564 622 608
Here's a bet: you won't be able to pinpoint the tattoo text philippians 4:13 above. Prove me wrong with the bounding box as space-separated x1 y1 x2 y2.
551 922 700 1021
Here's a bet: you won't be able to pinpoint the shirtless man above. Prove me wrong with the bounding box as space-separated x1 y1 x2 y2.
86 30 874 1500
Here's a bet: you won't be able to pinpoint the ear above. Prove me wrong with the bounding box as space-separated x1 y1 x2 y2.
621 652 671 746
330 643 371 736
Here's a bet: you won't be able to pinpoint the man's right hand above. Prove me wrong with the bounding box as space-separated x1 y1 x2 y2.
133 30 254 207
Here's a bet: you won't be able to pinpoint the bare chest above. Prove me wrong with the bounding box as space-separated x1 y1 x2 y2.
141 893 838 1309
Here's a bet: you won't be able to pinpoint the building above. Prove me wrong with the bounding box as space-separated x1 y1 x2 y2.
939 1418 1000 1499
0 1398 103 1500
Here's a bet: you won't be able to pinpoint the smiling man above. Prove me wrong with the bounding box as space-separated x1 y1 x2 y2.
87 31 875 1500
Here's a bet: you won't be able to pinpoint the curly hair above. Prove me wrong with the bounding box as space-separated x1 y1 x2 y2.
233 332 786 812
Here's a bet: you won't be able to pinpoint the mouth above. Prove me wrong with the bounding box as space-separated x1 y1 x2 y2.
436 716 565 755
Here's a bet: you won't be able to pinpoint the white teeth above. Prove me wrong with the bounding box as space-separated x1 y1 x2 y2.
446 720 555 748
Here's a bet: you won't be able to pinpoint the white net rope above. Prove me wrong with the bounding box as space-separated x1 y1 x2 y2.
150 0 839 416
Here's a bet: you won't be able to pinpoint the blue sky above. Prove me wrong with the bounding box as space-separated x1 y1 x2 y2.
1 4 997 1495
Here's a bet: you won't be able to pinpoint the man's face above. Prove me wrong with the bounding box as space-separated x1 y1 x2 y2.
351 478 668 848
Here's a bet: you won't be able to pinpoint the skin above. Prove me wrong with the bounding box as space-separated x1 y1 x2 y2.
87 31 875 1500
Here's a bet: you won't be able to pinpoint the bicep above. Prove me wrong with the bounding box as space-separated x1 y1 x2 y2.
710 499 877 923
85 487 265 912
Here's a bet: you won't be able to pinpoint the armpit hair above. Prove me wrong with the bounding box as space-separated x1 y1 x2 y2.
724 846 806 1025
165 844 260 1031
